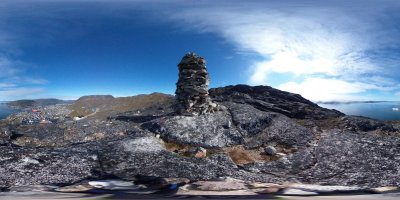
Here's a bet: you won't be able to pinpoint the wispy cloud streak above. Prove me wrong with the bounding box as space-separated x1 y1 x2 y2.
168 0 400 101
0 2 50 100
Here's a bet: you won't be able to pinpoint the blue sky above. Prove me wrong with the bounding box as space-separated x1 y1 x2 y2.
1 0 400 102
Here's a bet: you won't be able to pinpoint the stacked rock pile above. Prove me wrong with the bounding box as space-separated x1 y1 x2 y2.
175 52 222 115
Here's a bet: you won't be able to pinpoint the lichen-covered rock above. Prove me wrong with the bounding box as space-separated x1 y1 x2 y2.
0 145 101 188
244 130 400 187
4 118 151 147
303 131 400 187
1 83 400 190
141 102 314 148
224 102 272 136
141 111 243 148
0 125 12 145
97 136 279 182
340 116 397 132
224 102 314 148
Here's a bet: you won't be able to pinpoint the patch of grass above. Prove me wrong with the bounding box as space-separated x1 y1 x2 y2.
164 141 192 152
163 141 223 158
296 119 307 126
223 145 282 165
227 148 255 165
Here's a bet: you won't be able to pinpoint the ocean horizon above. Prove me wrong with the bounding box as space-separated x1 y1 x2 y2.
319 101 400 121
0 103 18 120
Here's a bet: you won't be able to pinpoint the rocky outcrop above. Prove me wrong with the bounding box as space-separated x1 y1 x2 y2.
175 53 221 115
340 116 396 132
0 84 399 191
141 102 314 148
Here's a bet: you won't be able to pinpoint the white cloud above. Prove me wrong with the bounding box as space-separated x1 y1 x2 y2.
278 78 383 102
8 77 49 85
0 57 21 78
169 1 400 101
0 56 48 100
0 83 16 88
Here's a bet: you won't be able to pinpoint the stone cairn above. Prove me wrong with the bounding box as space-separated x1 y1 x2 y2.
175 52 222 116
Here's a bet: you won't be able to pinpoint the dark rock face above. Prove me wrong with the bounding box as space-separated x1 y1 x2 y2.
224 102 314 148
210 85 344 119
226 102 273 136
175 53 221 116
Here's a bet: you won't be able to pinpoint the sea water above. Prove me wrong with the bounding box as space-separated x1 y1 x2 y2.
0 102 17 120
319 101 400 121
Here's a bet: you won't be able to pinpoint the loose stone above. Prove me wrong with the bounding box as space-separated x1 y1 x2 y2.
264 146 277 156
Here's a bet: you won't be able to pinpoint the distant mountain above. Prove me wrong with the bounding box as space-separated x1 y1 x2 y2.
7 98 73 108
69 93 175 117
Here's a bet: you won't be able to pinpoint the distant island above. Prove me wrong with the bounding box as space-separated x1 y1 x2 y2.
317 100 395 104
6 98 74 109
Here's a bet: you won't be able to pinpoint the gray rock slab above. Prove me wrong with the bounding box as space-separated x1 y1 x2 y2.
244 131 400 187
141 112 243 148
0 145 101 188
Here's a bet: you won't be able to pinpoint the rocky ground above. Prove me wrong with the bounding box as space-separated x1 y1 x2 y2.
0 84 399 197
